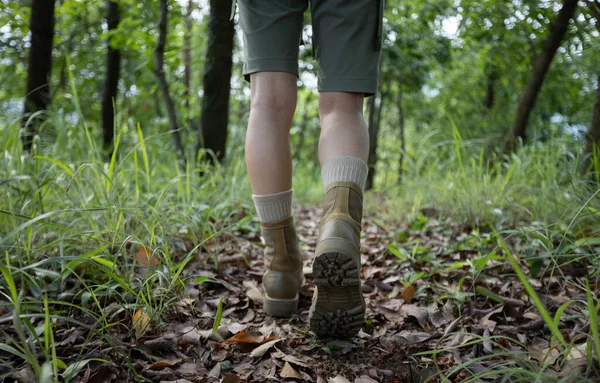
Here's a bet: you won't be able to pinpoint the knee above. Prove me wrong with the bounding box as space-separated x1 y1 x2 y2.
318 92 365 120
249 72 297 119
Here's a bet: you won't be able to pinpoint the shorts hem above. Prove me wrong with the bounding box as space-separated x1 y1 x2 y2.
318 78 378 97
244 59 299 82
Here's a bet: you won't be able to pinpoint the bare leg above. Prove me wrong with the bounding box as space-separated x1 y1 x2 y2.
245 72 298 195
309 91 370 337
245 72 303 318
318 92 369 165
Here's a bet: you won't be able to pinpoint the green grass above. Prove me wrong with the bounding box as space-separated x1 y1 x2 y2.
1 103 599 381
1 111 259 379
373 118 600 227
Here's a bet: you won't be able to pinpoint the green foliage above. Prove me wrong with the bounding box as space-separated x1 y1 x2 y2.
0 0 599 378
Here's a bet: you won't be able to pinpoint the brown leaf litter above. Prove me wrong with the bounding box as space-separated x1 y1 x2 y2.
1 206 598 382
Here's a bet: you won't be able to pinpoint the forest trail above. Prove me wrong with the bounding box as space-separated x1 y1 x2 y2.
4 206 594 382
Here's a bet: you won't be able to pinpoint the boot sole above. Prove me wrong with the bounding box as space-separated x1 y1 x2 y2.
263 293 299 318
310 252 364 338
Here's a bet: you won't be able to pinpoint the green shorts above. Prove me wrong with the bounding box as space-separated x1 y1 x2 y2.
237 0 384 96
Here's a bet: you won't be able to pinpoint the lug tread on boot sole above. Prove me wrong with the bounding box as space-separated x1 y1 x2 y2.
310 252 364 338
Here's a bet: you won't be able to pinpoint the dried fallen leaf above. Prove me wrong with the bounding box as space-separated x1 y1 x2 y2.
393 330 432 344
428 302 453 328
208 362 221 378
147 359 181 370
257 321 283 339
523 312 541 321
144 336 177 350
280 362 302 379
133 310 151 339
135 244 159 267
400 304 429 329
240 309 255 323
226 330 265 344
529 345 560 364
176 363 208 376
357 329 372 339
559 358 588 381
401 284 415 303
567 342 587 360
282 354 311 368
251 339 282 358
199 326 231 342
178 326 202 346
482 329 493 354
326 340 356 350
227 322 247 335
355 376 378 383
479 305 504 331
243 281 263 303
211 349 228 362
329 376 352 383
443 317 461 336
379 299 403 312
221 374 240 383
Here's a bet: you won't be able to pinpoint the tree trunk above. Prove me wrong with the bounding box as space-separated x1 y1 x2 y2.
154 91 163 118
397 90 406 183
183 0 193 111
197 0 235 164
504 0 578 152
101 0 121 154
366 92 385 191
366 96 377 191
155 0 187 168
21 0 56 153
484 64 496 109
584 76 600 175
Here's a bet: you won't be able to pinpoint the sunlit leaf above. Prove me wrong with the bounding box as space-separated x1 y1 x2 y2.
401 284 415 303
133 309 151 339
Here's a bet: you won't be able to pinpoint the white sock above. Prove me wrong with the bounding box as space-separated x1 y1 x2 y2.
252 189 293 223
321 156 369 191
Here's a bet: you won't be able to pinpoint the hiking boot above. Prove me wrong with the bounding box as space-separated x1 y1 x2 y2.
261 217 305 317
309 181 365 338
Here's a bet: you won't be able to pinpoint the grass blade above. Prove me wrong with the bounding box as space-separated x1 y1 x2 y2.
106 128 123 196
62 358 111 381
136 123 150 189
496 233 568 348
211 298 223 336
585 278 600 362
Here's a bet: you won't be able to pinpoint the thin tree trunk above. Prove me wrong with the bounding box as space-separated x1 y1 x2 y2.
484 5 507 111
484 64 496 109
101 0 121 154
154 91 163 118
397 90 405 183
197 0 235 164
183 0 193 111
155 0 186 168
366 96 377 191
504 0 578 152
21 0 56 153
366 91 385 191
583 76 600 175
